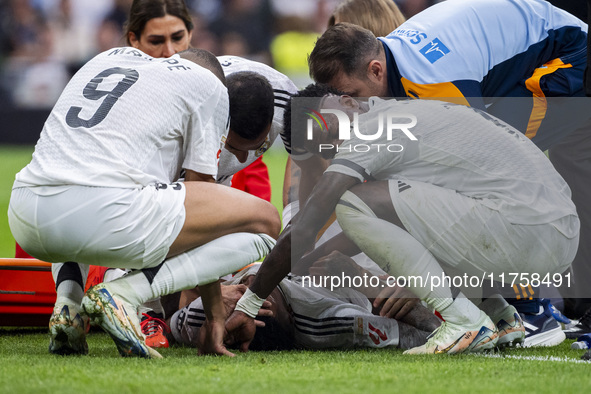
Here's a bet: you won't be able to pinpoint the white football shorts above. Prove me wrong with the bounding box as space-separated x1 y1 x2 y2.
388 180 579 280
8 183 186 269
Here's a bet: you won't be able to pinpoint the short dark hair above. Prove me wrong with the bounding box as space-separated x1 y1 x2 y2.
227 71 274 140
308 23 381 84
283 83 346 152
125 0 194 45
178 48 226 85
248 315 297 351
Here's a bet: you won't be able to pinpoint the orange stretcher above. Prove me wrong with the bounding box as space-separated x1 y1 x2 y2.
0 258 56 326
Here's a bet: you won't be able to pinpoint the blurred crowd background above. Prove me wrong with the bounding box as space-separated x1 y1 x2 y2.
0 0 438 110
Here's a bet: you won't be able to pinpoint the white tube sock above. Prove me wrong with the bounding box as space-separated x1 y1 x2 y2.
106 233 276 307
52 262 89 310
336 190 481 325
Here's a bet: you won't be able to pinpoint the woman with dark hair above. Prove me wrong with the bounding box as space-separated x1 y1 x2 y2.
126 0 193 58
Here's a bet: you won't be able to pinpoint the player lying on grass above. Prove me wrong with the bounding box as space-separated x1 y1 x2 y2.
8 47 281 358
169 262 440 351
136 188 440 349
225 84 580 355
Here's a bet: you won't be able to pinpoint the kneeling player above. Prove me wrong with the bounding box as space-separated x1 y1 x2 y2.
225 85 579 355
9 48 281 358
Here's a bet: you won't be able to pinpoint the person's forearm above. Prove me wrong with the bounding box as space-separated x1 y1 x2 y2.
249 226 292 299
199 281 225 322
234 226 292 319
240 173 358 313
291 173 358 264
197 281 235 357
297 156 330 204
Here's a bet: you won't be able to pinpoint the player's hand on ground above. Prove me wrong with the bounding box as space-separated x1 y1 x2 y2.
197 318 235 357
224 310 257 353
372 285 419 320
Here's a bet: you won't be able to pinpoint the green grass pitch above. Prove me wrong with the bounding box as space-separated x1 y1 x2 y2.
0 330 590 394
1 146 590 393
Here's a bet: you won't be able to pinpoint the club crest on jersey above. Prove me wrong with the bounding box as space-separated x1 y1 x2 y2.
419 38 450 64
255 140 271 157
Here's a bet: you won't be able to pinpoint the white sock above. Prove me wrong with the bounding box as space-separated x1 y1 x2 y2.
105 233 276 307
103 268 127 282
139 298 164 318
438 292 483 325
478 294 510 322
336 191 481 325
52 262 89 310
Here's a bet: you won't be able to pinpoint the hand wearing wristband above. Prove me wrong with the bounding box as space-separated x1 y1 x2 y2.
234 288 266 318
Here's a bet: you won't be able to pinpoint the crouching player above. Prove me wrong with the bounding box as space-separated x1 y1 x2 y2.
8 47 280 358
225 85 579 355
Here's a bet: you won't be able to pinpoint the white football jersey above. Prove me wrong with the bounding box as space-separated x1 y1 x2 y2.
216 56 297 184
15 47 229 189
326 98 577 228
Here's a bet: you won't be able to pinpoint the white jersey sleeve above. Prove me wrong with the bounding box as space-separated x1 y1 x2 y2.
216 56 297 182
326 98 577 227
15 47 229 189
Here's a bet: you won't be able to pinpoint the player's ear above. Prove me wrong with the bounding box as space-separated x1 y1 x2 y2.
128 32 140 48
367 60 384 82
340 95 359 109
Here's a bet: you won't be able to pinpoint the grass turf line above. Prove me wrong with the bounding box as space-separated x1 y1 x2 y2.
2 147 591 392
0 330 590 394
